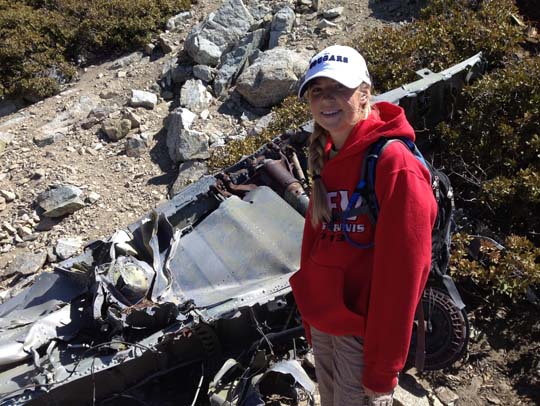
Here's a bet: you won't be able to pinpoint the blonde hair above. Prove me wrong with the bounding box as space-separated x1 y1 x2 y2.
307 83 372 227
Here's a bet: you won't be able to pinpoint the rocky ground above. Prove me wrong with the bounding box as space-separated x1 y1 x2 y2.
0 0 539 405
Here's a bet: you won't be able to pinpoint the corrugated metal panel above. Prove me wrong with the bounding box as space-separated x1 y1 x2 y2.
169 186 303 308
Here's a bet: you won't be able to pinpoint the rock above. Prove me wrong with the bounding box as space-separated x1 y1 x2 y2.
236 47 309 108
248 3 272 21
2 222 17 234
161 62 194 89
184 0 254 66
0 132 14 154
269 6 296 49
317 18 338 29
166 11 192 31
81 116 101 130
31 169 45 179
33 131 65 147
171 161 209 195
180 79 213 112
35 217 61 232
55 237 84 260
485 394 502 405
89 107 110 120
36 185 85 218
323 6 344 19
110 52 143 70
167 107 198 162
99 90 119 99
16 226 33 239
125 135 148 157
168 129 209 163
144 43 156 56
86 191 101 204
129 90 158 109
248 112 275 136
0 190 16 202
200 109 210 120
435 386 459 406
213 28 266 98
393 384 430 406
0 196 5 211
46 247 58 263
193 65 215 83
123 110 142 129
158 34 175 54
102 118 132 141
167 107 197 133
3 251 47 279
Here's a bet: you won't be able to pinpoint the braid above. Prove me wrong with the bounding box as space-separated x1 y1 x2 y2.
305 81 372 227
308 122 331 227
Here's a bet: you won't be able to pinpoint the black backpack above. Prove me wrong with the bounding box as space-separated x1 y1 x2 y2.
341 136 469 371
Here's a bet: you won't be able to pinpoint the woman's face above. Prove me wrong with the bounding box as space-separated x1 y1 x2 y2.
307 77 369 142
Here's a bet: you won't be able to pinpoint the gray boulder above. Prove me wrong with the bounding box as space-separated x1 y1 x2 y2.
37 185 85 218
169 129 210 163
3 251 47 279
102 118 131 141
171 161 209 196
55 237 84 260
235 47 309 108
160 60 194 89
130 90 158 109
184 0 254 66
167 107 198 162
193 65 216 83
268 6 296 49
125 135 148 158
180 80 213 113
213 29 267 98
33 129 66 147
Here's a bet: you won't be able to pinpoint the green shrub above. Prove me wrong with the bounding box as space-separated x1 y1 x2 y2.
0 0 76 100
0 0 190 101
208 96 311 170
354 0 524 92
435 56 540 239
450 233 540 300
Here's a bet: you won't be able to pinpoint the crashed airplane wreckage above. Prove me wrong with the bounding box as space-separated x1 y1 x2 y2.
0 53 485 406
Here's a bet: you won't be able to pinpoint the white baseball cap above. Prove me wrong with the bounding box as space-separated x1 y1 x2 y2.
298 45 371 98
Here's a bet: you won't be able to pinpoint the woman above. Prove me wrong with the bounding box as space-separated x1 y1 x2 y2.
289 45 437 406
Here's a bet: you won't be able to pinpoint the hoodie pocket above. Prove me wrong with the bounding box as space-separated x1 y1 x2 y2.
289 258 366 337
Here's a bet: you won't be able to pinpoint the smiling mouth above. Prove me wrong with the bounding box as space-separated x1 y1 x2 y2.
321 110 340 116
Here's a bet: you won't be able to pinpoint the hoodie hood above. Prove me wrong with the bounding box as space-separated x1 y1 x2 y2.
324 101 415 162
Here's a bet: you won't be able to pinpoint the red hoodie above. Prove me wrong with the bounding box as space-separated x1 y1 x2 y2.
289 101 437 393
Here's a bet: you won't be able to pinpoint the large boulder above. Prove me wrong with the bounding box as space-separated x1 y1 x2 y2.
167 107 202 163
36 185 85 218
235 47 309 108
180 80 213 113
268 6 296 49
213 29 267 98
171 161 209 196
184 0 254 66
170 130 210 163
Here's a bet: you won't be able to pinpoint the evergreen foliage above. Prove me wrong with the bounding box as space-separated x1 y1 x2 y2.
0 0 190 101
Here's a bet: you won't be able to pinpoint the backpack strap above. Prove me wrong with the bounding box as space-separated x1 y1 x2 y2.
341 136 423 248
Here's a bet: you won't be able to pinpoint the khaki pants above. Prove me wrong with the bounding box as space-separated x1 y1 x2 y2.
311 327 393 406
